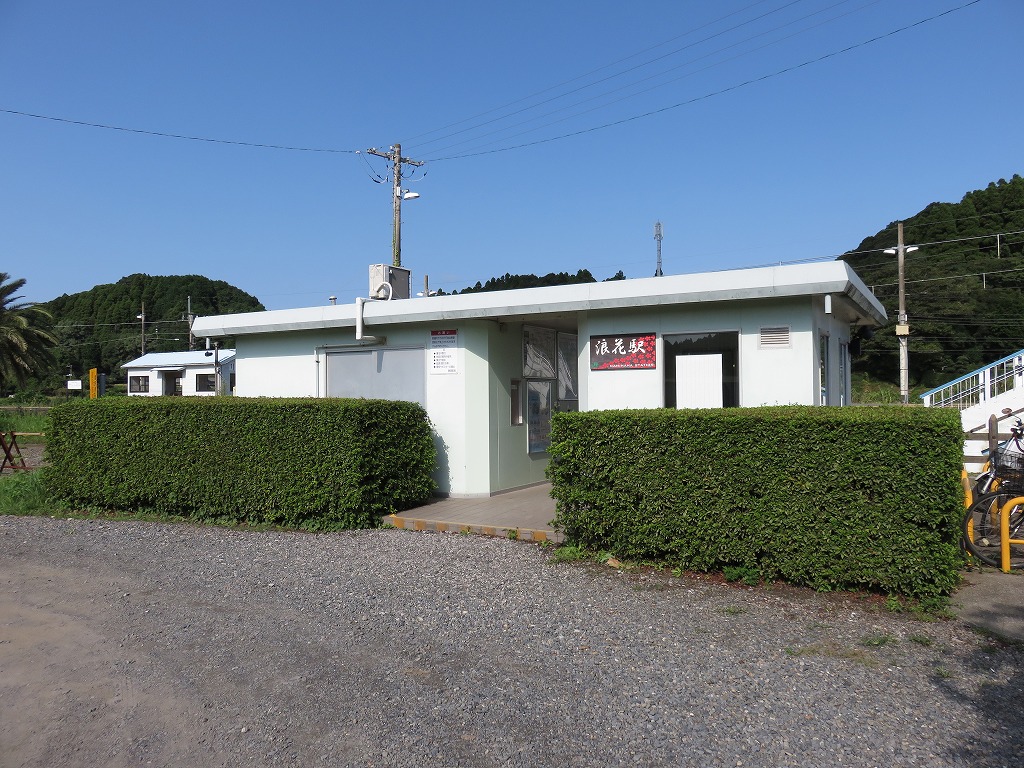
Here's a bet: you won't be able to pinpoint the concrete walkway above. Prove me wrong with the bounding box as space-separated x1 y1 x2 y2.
388 485 1024 643
951 568 1024 643
384 483 560 542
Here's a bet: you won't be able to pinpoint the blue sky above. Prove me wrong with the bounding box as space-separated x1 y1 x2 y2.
3 0 1021 312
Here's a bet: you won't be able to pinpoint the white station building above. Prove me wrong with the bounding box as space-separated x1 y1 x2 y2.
191 261 886 497
122 350 237 397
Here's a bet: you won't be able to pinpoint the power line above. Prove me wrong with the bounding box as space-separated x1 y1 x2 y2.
0 108 358 154
846 228 1024 266
425 0 983 160
55 319 188 331
404 0 794 146
410 0 854 155
0 2 981 165
870 264 1024 289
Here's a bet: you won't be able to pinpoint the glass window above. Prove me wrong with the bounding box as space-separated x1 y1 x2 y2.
839 342 848 406
527 380 553 454
510 379 523 426
663 332 739 408
196 373 216 392
556 333 578 401
819 335 830 405
523 326 557 378
129 375 149 393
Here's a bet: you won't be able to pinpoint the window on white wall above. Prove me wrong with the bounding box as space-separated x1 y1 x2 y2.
556 333 578 401
510 379 523 426
839 342 849 406
129 375 149 393
819 335 830 405
196 373 216 392
526 380 552 453
664 332 739 408
523 326 559 451
523 326 556 378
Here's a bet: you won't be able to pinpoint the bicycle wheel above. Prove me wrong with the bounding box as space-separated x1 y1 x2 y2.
963 492 1024 568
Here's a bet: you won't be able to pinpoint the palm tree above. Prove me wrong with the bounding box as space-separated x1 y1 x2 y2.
0 273 58 390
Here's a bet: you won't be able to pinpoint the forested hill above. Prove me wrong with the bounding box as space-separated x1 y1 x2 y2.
446 269 625 294
840 175 1024 389
44 273 264 378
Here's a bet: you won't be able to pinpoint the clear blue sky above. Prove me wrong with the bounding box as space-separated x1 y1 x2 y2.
3 0 1021 311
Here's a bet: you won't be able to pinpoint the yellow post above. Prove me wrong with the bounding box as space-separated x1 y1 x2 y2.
1001 497 1012 573
89 368 98 399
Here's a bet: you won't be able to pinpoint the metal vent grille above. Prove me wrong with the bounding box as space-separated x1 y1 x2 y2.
760 326 791 348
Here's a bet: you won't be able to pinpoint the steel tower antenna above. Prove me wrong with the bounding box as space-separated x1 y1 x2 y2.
654 221 664 277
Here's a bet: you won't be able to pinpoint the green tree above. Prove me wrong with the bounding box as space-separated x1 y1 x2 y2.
44 273 265 379
0 273 58 390
843 174 1024 387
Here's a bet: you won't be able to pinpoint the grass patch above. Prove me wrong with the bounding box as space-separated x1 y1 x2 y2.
0 409 50 442
884 593 954 620
935 666 954 679
860 633 898 648
0 471 52 515
550 544 588 563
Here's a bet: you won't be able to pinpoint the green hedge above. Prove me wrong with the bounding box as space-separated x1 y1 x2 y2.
547 406 965 598
43 397 436 530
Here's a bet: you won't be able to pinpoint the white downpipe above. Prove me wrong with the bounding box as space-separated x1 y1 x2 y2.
314 348 320 398
356 284 392 342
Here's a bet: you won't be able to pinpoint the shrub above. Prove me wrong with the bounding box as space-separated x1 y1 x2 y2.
547 406 964 598
43 397 436 530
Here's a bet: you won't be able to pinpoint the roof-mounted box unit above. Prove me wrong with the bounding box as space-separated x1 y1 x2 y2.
369 264 411 300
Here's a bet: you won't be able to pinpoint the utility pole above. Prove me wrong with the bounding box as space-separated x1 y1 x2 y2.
186 296 196 351
654 221 664 277
885 222 917 405
366 143 424 267
137 302 146 355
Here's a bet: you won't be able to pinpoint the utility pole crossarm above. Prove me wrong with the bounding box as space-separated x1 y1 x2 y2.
366 144 424 268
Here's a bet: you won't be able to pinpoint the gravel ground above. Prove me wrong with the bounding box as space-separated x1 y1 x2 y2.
1 515 1022 768
0 442 44 472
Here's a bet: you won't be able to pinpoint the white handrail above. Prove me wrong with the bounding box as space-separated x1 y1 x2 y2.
921 349 1024 409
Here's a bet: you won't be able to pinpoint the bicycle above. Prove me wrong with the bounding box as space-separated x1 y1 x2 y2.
963 490 1024 570
971 416 1024 498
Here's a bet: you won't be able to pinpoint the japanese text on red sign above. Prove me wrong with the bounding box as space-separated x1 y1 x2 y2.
589 333 656 370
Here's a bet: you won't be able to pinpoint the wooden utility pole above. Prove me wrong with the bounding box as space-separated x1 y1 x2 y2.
366 144 424 267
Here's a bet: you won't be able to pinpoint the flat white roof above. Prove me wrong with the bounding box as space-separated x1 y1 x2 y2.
191 261 886 338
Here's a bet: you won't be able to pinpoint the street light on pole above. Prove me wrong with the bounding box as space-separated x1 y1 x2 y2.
884 221 919 405
204 341 221 395
136 303 146 355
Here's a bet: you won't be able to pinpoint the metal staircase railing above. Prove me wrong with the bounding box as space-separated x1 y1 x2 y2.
920 349 1024 410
